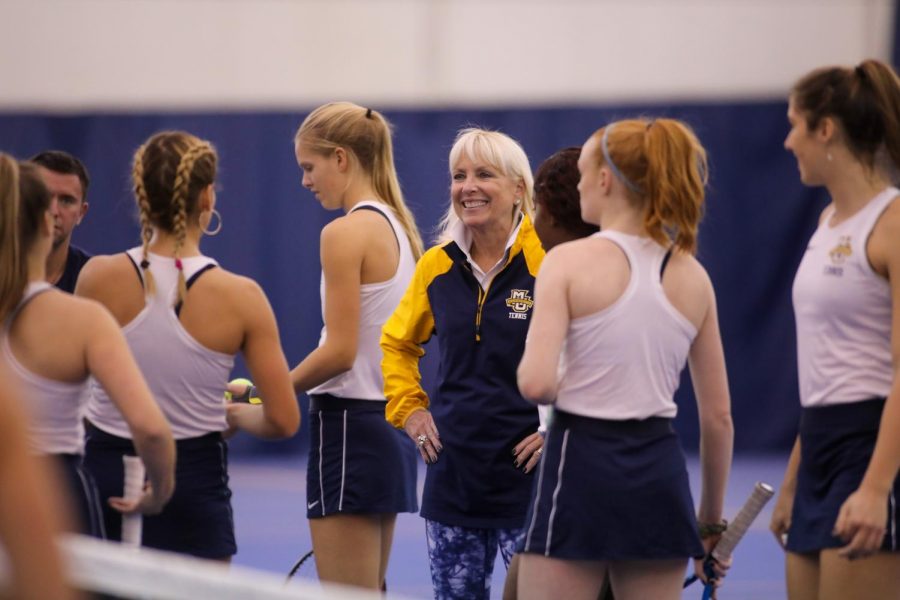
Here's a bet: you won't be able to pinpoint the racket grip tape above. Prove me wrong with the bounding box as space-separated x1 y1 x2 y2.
121 455 146 548
711 482 775 562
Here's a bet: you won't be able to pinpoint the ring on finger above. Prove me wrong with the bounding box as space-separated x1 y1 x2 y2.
535 447 543 456
417 434 428 448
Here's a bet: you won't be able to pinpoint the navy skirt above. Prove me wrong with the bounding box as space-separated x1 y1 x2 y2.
787 398 899 554
84 422 236 559
521 410 704 561
307 394 418 518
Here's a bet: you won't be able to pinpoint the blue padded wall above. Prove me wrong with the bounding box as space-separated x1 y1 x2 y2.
0 103 828 454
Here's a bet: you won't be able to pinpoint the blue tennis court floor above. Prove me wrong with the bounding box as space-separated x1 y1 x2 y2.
230 454 788 599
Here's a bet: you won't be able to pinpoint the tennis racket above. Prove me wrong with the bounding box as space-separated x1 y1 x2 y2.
285 549 315 582
121 455 145 548
684 482 775 599
283 549 391 591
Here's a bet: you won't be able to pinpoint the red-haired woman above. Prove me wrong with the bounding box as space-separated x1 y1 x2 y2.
516 119 734 600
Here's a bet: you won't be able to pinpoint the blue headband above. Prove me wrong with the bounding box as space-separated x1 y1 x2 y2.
601 125 642 194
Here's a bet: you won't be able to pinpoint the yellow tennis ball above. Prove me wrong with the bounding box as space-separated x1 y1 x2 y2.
229 377 253 390
224 378 262 404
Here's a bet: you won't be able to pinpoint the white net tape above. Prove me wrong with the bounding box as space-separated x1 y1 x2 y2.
2 534 414 600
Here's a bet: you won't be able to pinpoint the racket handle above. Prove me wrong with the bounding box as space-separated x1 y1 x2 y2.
712 482 775 562
121 455 146 548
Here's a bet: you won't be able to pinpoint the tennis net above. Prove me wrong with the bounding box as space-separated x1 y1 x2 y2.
2 534 414 600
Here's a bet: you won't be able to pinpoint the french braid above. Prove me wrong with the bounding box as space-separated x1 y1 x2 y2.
170 143 212 305
132 144 157 295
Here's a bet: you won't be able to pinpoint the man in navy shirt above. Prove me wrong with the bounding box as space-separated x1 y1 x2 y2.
30 151 91 293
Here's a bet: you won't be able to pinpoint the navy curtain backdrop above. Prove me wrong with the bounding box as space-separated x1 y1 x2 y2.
895 0 900 69
0 103 827 455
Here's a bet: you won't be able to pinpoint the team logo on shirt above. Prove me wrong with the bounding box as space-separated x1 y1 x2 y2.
829 236 852 264
506 289 534 320
824 235 851 276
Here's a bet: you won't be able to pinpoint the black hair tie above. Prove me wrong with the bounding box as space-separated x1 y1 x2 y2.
140 259 150 269
365 108 373 119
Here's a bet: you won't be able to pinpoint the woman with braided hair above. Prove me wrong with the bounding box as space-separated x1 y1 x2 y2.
78 130 300 560
516 119 733 599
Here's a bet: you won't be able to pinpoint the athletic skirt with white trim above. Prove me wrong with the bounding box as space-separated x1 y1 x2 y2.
84 423 236 559
520 410 704 561
306 394 418 519
787 397 899 554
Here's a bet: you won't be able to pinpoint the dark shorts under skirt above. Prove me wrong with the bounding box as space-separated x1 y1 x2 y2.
306 394 418 519
84 422 236 559
520 410 703 561
55 453 107 539
786 397 899 554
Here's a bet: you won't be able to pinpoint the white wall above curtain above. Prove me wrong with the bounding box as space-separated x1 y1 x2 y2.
0 0 894 111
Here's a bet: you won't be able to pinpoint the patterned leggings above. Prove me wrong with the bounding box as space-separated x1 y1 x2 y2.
425 519 522 600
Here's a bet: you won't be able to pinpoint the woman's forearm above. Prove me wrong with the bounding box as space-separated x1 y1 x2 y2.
697 411 734 523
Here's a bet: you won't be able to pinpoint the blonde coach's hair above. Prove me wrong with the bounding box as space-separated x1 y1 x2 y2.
437 128 534 243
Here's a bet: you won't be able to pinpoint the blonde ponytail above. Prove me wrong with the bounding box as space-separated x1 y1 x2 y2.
0 156 54 320
368 111 424 258
296 102 424 258
0 155 24 321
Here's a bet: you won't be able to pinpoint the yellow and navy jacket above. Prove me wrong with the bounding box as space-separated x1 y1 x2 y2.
381 215 545 529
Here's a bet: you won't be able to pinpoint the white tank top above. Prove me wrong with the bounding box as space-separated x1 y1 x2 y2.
86 249 234 439
792 187 898 407
554 231 697 419
308 201 417 400
3 282 88 455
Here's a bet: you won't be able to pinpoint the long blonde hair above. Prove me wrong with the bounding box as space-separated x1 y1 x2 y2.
295 102 424 259
131 131 217 305
0 155 52 320
437 127 534 243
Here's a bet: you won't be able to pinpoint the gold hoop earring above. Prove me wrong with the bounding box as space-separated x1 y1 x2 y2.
202 208 222 236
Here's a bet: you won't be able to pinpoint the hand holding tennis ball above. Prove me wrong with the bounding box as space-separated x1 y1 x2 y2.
224 378 262 404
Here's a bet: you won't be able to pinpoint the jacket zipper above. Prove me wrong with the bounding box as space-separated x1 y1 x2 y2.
468 248 513 343
475 283 490 342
